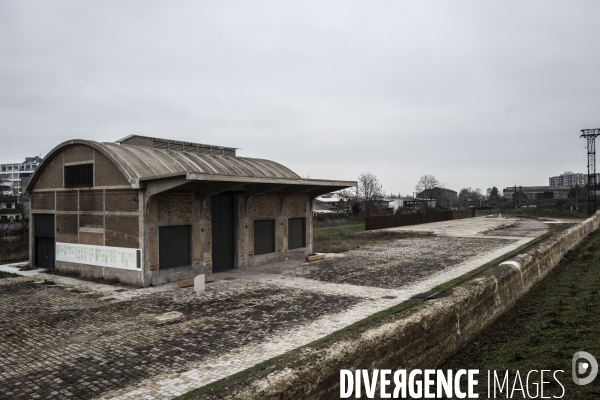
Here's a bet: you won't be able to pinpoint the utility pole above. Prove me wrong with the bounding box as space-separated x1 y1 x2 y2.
581 129 600 216
571 184 573 211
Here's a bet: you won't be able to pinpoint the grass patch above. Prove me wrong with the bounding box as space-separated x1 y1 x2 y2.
442 227 600 399
0 271 19 279
312 224 427 253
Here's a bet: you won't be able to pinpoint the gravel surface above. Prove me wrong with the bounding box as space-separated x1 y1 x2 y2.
484 219 549 237
288 236 518 289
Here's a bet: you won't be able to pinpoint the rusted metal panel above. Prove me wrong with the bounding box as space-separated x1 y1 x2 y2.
365 209 475 231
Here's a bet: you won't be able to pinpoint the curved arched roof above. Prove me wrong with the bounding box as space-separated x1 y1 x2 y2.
27 139 302 189
95 141 301 181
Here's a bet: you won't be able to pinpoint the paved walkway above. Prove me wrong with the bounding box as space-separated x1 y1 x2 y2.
0 261 47 276
386 215 519 237
0 217 551 400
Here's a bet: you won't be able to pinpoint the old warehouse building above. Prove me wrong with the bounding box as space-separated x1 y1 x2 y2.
26 135 354 287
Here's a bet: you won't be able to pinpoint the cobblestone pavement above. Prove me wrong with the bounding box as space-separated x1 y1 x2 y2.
0 218 550 400
0 280 359 399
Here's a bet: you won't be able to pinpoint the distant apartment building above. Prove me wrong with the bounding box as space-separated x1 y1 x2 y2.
549 171 599 187
0 156 42 193
503 186 572 200
0 195 21 223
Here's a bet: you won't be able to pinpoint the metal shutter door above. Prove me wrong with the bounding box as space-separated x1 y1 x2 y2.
159 225 191 269
288 218 306 249
254 220 275 255
211 193 234 272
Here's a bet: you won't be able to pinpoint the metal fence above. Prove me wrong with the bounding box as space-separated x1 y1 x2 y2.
365 209 475 231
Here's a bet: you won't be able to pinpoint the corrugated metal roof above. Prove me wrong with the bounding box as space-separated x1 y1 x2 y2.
26 140 304 189
94 141 299 181
26 139 356 191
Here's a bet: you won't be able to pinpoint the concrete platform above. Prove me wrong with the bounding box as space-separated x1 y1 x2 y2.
386 215 520 237
0 261 47 276
0 218 554 400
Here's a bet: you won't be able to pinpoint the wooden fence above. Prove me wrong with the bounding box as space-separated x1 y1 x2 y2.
365 209 475 231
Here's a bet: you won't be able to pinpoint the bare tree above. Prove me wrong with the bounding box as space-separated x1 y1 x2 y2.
458 187 484 207
337 188 356 213
415 174 444 209
356 172 385 217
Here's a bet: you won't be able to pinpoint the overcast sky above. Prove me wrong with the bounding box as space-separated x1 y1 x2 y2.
1 1 600 195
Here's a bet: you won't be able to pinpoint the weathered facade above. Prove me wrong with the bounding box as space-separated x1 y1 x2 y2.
26 136 354 286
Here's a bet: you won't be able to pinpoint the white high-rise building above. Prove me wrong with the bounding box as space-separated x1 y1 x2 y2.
548 171 596 187
0 156 43 193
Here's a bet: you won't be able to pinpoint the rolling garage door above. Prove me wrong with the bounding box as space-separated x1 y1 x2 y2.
288 218 306 249
159 225 191 269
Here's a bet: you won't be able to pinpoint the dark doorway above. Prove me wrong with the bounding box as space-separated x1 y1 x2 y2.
34 214 55 269
211 193 234 272
159 225 191 269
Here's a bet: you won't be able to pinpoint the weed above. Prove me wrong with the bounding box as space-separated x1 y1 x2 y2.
0 271 19 279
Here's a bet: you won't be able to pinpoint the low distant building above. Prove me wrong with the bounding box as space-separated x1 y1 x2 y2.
0 156 42 193
416 187 457 199
415 187 456 208
312 193 346 215
314 194 342 206
387 198 435 212
503 186 571 200
312 203 340 215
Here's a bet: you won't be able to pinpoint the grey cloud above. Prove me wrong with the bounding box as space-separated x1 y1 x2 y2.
1 0 600 194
